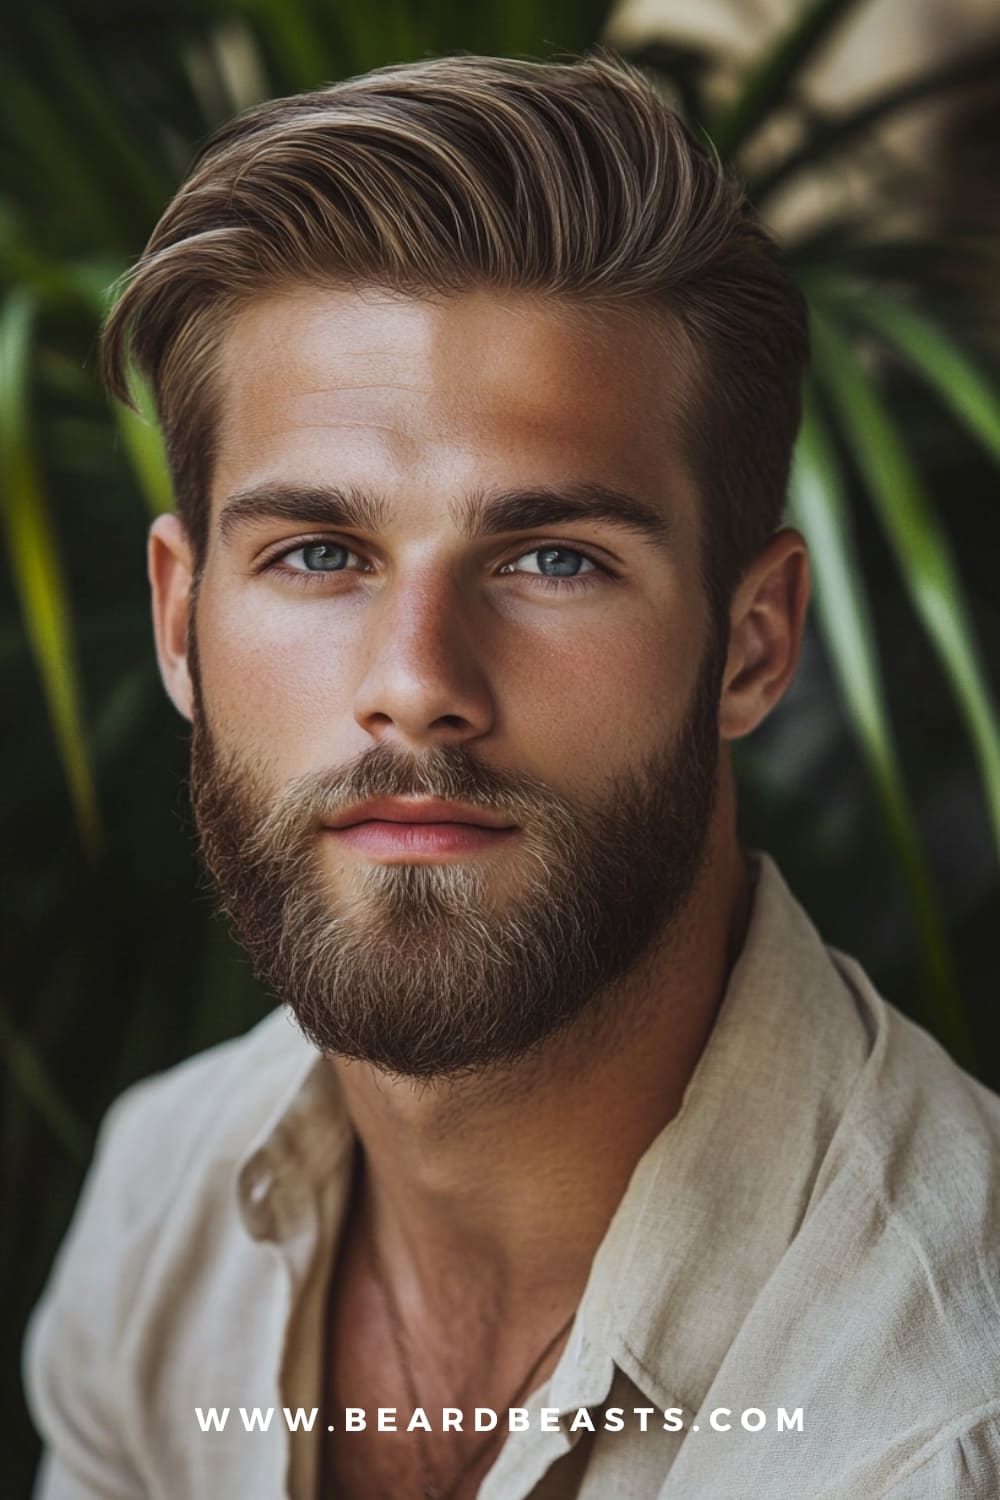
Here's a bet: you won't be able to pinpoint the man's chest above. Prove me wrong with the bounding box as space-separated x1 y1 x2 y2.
318 1249 512 1500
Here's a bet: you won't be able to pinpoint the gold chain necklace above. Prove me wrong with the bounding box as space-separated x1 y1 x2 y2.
370 1233 576 1500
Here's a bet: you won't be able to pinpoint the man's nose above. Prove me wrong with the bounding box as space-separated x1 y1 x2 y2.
351 569 496 750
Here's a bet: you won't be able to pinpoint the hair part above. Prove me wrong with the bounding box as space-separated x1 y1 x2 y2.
101 50 809 616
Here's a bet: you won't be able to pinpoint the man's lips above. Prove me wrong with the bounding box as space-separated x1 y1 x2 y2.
326 797 517 830
324 798 518 859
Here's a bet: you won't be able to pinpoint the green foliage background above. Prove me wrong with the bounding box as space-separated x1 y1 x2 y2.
2 1 999 1492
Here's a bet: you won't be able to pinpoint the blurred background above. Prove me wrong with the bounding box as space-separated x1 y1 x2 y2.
2 0 999 1491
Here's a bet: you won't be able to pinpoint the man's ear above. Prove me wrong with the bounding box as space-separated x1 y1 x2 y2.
717 527 811 742
149 512 196 722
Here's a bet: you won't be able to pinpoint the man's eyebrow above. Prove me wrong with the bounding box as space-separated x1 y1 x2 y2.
217 481 672 552
218 485 388 542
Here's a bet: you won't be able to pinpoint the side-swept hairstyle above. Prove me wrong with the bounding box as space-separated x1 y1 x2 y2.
102 51 809 614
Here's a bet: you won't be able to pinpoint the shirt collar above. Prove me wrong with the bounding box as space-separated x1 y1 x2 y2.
236 1030 351 1244
550 849 873 1416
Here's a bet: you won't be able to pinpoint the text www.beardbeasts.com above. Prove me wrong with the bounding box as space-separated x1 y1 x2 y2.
194 1406 804 1436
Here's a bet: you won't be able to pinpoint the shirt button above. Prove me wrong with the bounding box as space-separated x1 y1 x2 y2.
248 1172 272 1205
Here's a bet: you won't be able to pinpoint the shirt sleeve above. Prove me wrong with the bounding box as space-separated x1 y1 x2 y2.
23 1084 154 1500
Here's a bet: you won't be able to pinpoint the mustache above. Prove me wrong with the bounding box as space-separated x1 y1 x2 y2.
213 737 563 837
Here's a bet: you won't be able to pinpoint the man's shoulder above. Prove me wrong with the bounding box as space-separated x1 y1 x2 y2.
108 1002 314 1140
750 852 1000 1211
114 1003 317 1130
828 943 1000 1192
799 945 1000 1391
23 1009 323 1495
686 921 1000 1496
747 855 1000 1402
99 1005 317 1194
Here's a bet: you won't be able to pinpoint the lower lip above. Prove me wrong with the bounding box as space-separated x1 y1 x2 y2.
327 821 517 858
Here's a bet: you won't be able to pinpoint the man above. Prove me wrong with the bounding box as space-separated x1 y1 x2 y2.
23 51 1000 1500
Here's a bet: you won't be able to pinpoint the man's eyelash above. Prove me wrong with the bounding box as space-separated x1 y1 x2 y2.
260 539 611 591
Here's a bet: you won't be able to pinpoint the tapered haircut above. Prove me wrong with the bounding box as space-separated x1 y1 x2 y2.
101 50 808 614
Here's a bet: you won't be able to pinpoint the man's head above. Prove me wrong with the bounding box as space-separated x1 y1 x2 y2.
103 54 810 1078
104 51 809 619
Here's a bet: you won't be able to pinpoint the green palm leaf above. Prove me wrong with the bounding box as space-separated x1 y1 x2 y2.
0 289 99 853
750 43 1000 204
790 385 970 1058
69 260 175 517
811 304 1000 862
113 376 174 518
842 292 1000 464
27 7 172 224
239 0 337 92
0 997 88 1160
710 0 863 158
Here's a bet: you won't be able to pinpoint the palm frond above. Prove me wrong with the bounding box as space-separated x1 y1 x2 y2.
790 385 971 1058
751 43 1000 204
0 289 100 853
841 291 1000 464
0 997 88 1160
710 0 863 157
811 304 1000 862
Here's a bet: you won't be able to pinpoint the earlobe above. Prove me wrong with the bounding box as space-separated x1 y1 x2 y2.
148 513 196 722
717 528 811 742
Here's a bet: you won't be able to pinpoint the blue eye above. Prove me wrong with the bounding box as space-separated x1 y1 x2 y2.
295 542 352 572
264 540 366 582
502 547 598 580
500 543 602 582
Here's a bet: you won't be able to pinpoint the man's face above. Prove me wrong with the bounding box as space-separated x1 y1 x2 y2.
179 286 726 1077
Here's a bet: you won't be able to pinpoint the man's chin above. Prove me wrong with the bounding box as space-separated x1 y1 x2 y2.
266 879 599 1077
317 837 521 923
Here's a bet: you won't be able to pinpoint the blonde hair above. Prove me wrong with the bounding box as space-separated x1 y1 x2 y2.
102 51 808 607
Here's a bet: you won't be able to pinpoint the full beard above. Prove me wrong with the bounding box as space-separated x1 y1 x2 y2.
188 643 723 1081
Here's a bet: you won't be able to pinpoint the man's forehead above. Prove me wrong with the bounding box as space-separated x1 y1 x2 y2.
220 279 694 396
210 282 697 537
219 279 673 358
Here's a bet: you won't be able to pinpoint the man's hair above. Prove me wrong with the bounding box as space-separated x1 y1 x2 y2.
102 51 808 615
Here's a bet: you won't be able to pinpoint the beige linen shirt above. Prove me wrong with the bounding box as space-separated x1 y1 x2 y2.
24 852 1000 1499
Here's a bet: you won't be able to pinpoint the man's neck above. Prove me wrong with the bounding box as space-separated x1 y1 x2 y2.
327 798 752 1332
